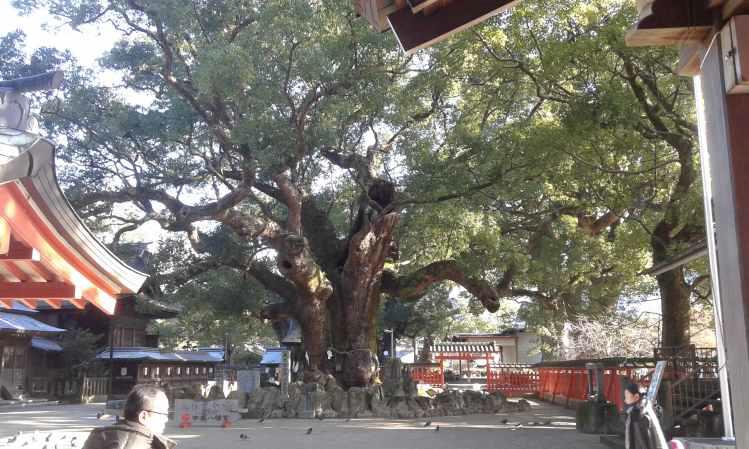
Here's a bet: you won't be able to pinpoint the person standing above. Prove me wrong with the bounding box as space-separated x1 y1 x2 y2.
624 382 654 449
83 385 175 449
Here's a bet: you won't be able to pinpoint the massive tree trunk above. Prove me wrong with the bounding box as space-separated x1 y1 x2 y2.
652 222 692 349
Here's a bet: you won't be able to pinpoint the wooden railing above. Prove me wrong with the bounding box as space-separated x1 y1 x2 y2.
655 346 720 428
487 364 538 396
82 376 109 398
405 363 443 385
537 362 655 410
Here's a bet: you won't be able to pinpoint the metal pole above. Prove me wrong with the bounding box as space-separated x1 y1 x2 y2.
108 320 114 401
693 75 734 440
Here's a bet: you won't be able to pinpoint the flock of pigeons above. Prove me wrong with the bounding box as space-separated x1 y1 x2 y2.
0 432 81 449
234 413 556 440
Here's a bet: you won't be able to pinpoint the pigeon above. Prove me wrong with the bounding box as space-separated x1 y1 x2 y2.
258 416 265 423
46 435 52 442
22 442 28 447
8 437 17 443
97 412 102 419
316 414 324 421
239 434 248 440
71 437 78 444
434 426 440 432
543 420 552 426
306 428 313 435
345 417 351 422
423 420 432 427
500 418 508 424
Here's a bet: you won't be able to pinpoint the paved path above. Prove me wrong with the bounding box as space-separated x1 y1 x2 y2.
0 400 605 449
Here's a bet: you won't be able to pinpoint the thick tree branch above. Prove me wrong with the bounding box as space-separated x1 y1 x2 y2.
381 260 505 312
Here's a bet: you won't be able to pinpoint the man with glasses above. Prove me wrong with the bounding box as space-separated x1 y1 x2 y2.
83 385 176 449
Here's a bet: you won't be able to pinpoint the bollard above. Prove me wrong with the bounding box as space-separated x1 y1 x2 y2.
179 412 192 429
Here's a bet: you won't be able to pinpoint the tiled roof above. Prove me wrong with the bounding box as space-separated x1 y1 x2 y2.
0 311 65 334
96 347 224 363
260 348 287 365
31 336 63 352
430 341 498 354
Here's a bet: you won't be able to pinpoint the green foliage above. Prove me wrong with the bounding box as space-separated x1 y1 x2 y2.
6 0 706 350
60 327 102 378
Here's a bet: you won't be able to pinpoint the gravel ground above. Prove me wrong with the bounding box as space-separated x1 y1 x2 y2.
0 399 605 449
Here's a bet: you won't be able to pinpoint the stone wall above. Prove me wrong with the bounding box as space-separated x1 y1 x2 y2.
244 379 530 419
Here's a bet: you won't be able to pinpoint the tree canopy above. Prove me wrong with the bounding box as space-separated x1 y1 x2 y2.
7 0 708 382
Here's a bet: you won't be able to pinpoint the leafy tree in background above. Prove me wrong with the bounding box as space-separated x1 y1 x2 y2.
8 0 707 384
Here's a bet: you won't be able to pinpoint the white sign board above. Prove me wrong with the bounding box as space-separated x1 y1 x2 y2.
173 399 240 426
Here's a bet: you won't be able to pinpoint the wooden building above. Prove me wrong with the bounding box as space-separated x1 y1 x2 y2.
0 72 147 400
0 302 65 399
450 329 542 365
353 0 519 54
97 347 225 399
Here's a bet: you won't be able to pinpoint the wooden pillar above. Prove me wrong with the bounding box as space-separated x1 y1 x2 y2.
696 31 749 448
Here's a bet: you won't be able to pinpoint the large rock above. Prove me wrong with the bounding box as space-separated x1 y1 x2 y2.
284 383 304 418
487 391 507 412
308 383 329 418
206 385 224 400
327 383 349 417
392 398 416 419
259 387 283 416
348 386 369 418
462 390 484 414
368 385 392 418
227 390 246 409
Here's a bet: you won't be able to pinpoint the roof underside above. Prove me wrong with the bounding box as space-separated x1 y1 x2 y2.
354 0 519 55
0 141 148 315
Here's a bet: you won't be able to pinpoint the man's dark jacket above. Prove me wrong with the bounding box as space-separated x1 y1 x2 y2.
82 420 176 449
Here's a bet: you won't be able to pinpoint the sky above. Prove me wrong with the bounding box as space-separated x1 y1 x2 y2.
1 1 116 70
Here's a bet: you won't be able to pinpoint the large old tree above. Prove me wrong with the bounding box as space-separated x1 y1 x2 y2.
12 0 707 385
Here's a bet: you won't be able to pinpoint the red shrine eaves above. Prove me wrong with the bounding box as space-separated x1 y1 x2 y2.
0 140 148 315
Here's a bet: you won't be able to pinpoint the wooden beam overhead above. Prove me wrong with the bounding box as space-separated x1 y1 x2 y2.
0 261 29 282
626 0 713 47
0 239 40 262
67 299 86 310
15 298 35 309
0 186 119 314
0 281 80 299
0 217 9 255
387 0 520 55
0 298 10 309
42 298 63 309
724 0 749 19
408 0 444 14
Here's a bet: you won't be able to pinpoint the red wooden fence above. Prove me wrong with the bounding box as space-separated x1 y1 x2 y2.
405 360 655 406
486 364 539 396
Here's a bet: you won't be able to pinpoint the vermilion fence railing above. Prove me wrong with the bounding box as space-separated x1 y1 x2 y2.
405 363 444 386
536 362 656 411
486 364 539 395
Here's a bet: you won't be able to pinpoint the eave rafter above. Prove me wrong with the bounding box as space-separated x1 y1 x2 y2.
625 0 713 47
0 184 117 314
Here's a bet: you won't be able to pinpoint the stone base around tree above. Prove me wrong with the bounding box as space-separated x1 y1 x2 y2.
242 376 531 419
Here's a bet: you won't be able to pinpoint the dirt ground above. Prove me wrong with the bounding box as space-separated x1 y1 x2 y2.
0 399 605 449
